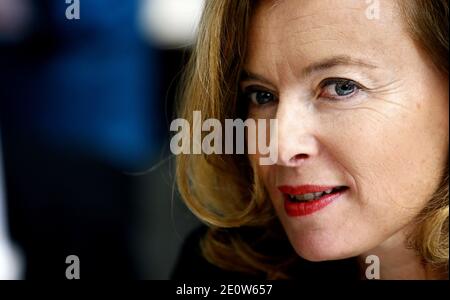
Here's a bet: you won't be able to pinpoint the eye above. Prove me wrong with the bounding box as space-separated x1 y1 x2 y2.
319 78 363 100
243 87 277 106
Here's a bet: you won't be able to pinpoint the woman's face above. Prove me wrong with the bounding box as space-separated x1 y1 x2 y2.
243 0 448 261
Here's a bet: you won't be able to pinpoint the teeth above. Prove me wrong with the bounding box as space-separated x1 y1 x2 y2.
288 187 344 202
291 192 323 202
303 193 315 201
314 191 324 198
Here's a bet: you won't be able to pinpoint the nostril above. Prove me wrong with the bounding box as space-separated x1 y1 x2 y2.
290 153 309 162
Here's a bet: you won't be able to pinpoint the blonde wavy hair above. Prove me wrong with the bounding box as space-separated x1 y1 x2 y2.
175 0 449 279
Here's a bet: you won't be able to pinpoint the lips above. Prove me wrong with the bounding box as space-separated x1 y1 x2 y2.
278 185 349 217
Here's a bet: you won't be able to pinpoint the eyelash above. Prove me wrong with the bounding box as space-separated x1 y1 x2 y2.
243 78 366 106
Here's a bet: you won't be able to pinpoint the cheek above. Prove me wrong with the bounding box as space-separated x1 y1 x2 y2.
332 93 448 219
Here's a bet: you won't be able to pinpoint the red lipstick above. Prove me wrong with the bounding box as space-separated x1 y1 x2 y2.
278 185 348 217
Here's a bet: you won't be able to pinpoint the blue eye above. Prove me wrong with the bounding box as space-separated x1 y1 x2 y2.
320 79 362 100
334 81 356 96
245 89 276 105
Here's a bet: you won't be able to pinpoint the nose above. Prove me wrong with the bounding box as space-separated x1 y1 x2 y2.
276 96 320 167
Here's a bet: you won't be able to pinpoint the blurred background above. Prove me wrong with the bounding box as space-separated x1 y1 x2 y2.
0 0 204 279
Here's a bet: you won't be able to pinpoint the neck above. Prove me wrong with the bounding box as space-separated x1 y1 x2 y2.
358 227 445 280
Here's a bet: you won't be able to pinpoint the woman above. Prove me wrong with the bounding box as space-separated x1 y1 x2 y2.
172 0 449 280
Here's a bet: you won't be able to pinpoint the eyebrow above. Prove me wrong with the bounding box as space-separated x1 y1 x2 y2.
241 55 377 85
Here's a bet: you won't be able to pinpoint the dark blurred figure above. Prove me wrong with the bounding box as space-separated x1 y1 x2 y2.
0 0 163 279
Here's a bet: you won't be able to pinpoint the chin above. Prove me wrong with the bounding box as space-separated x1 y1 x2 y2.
294 247 353 262
288 230 359 262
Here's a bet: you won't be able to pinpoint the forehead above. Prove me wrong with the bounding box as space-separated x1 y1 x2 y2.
246 0 407 76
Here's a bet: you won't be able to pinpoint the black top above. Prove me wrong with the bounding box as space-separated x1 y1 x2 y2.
171 226 362 280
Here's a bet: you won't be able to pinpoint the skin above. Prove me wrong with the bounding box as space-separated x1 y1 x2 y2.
242 0 448 279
